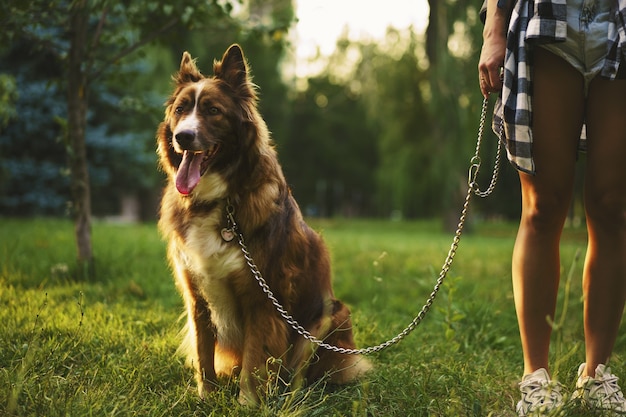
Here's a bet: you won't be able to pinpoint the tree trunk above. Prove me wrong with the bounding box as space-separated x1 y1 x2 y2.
427 0 467 233
68 0 93 276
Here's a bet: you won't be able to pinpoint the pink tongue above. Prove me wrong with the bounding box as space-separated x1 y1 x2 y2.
175 151 203 195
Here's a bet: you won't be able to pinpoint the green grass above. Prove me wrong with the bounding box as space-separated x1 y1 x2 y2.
0 216 622 416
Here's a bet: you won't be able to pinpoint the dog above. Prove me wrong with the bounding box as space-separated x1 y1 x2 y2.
157 44 371 404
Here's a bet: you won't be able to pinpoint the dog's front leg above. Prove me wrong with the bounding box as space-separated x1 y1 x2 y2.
178 273 218 399
189 296 218 399
238 312 289 405
172 251 219 398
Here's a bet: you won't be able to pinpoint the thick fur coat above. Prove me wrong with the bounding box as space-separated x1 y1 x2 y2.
157 44 370 404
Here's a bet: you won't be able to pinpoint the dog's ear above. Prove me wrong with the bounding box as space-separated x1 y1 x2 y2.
174 52 203 84
214 44 255 99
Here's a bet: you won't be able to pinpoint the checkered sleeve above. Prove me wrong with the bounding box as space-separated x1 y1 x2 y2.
601 0 626 79
492 0 536 174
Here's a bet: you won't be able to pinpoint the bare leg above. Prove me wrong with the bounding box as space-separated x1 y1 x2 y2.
512 48 584 376
581 76 626 377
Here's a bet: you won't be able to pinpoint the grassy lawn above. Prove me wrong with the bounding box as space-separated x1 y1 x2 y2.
1 216 621 416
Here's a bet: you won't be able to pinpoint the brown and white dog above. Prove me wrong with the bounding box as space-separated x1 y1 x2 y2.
157 44 371 404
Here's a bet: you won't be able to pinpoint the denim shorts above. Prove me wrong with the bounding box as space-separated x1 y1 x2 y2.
539 0 612 94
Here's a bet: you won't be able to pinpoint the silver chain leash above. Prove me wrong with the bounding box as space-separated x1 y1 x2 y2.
469 97 503 197
227 97 502 355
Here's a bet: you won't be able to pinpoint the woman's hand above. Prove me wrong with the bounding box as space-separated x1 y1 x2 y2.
478 34 506 98
478 0 509 98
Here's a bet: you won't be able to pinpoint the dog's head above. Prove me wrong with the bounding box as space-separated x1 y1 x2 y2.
157 44 261 196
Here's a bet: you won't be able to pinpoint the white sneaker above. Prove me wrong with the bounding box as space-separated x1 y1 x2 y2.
516 368 564 416
573 363 626 414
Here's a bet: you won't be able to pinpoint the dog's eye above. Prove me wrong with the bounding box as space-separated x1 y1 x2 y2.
174 106 184 115
208 107 220 115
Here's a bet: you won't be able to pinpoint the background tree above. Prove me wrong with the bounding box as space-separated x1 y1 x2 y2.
0 40 69 216
0 38 168 218
284 73 379 217
352 31 436 218
425 0 522 223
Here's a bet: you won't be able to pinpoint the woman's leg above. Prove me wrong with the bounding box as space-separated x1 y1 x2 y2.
581 76 626 377
513 48 584 376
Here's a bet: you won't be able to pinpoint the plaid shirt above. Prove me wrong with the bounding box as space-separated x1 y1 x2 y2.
493 0 626 174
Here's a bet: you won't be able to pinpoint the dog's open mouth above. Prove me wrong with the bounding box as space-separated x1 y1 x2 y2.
175 144 219 195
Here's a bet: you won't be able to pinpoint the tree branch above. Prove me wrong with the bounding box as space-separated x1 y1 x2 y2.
89 16 179 82
91 7 108 50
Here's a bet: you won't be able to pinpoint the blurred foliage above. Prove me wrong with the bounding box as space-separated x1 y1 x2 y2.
0 74 18 128
284 75 379 217
0 35 166 216
0 0 524 221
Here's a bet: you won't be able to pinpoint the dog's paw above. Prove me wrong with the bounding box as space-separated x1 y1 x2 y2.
198 380 218 400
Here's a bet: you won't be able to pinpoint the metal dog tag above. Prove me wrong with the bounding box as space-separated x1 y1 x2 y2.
221 228 235 242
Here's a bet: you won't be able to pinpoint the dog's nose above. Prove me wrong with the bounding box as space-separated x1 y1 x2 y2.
175 130 195 148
